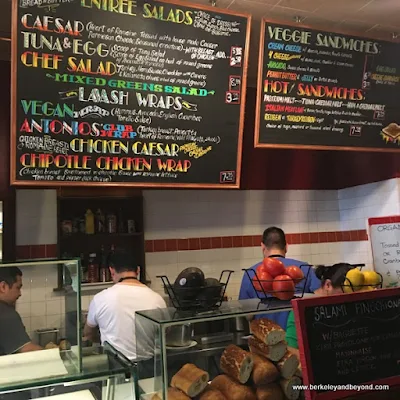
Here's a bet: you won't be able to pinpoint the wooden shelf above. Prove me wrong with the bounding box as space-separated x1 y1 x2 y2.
81 281 114 290
57 193 146 289
53 281 114 293
60 232 143 239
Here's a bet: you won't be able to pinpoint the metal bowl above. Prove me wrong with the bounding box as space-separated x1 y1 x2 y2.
166 324 192 347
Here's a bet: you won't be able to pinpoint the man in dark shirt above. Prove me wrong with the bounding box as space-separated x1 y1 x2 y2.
0 267 42 355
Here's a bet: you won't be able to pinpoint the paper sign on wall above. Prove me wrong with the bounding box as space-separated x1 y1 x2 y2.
368 216 400 288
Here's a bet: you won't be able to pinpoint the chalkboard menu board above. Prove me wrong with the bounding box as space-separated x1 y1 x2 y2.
255 20 400 152
11 0 250 187
293 288 400 400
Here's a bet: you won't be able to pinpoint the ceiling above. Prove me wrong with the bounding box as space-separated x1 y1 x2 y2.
0 0 399 85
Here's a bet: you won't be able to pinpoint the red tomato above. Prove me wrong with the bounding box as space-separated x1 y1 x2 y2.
262 257 285 278
272 275 295 300
286 266 304 284
252 270 273 292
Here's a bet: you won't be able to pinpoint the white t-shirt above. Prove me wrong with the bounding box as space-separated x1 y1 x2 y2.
87 283 166 360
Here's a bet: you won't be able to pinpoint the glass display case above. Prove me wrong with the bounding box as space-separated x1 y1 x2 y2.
0 259 136 399
0 343 136 400
135 298 295 399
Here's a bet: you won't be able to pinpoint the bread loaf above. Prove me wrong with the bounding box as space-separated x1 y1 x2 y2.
152 388 191 400
220 345 254 384
248 336 287 362
295 364 302 378
255 383 284 400
280 376 302 400
198 388 227 400
250 319 285 345
275 352 299 379
45 342 58 350
210 375 256 400
251 353 279 386
171 364 209 397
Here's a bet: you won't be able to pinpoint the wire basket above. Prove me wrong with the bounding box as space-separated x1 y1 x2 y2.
340 264 383 293
243 264 311 303
157 270 234 312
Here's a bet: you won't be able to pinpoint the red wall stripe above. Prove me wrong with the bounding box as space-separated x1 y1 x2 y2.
368 216 400 225
15 229 368 259
145 229 368 253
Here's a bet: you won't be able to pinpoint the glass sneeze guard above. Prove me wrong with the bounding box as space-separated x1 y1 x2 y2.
0 259 82 391
136 297 294 326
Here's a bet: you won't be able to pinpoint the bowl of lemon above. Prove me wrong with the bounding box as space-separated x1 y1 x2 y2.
342 267 382 293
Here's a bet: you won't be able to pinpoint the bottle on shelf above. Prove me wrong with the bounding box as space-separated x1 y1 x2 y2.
72 218 80 234
87 253 99 283
107 244 115 281
95 209 106 233
106 213 117 234
127 219 136 234
118 208 125 233
99 245 110 282
85 209 95 234
80 253 88 283
79 218 85 233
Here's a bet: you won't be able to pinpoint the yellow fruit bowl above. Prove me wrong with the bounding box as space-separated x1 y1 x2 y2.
341 268 383 293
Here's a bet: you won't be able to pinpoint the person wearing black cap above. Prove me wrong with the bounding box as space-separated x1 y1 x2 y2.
83 249 166 360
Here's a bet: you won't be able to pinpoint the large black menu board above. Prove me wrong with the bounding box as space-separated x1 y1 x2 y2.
293 288 400 400
255 20 400 152
11 0 250 187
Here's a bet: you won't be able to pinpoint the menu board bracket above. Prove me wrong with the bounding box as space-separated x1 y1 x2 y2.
10 0 251 188
255 18 400 153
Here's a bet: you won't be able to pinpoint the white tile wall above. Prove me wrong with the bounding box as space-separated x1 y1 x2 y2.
16 265 64 342
338 178 400 231
143 189 340 240
16 189 57 246
13 179 400 334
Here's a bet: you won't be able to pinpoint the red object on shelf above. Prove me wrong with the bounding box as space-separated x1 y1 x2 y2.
252 270 273 292
262 257 285 278
286 266 304 284
271 275 295 300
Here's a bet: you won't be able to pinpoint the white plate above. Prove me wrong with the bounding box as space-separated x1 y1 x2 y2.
166 340 198 351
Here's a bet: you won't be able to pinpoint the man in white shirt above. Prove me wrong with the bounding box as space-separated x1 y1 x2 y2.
84 250 166 360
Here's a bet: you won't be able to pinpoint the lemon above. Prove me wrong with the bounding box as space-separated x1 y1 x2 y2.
345 269 365 292
362 270 380 286
359 285 375 292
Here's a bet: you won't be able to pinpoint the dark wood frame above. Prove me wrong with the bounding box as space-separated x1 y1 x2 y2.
292 288 400 400
1 189 16 262
10 0 251 189
254 18 400 153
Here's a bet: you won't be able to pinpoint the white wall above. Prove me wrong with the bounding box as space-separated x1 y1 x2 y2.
338 178 400 231
16 189 57 246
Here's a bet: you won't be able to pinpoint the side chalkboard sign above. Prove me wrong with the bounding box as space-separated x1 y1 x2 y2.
255 19 400 152
292 288 400 400
11 0 250 188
